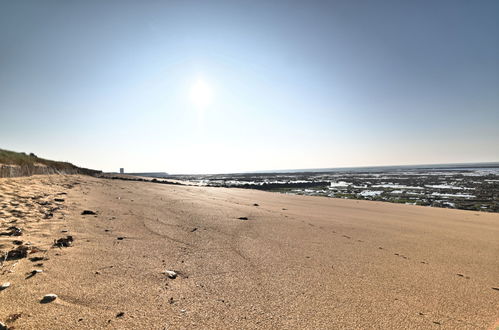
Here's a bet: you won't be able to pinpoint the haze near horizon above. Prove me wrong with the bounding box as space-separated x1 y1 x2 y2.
1 0 498 174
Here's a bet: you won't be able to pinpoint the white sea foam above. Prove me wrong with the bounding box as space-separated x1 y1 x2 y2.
431 192 475 198
372 184 424 190
359 190 383 197
330 181 350 187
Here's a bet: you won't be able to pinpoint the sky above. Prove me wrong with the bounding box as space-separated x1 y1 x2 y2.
1 0 498 174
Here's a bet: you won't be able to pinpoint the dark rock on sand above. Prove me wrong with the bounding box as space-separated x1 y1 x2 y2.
54 236 74 247
40 294 57 303
0 226 22 236
4 245 29 260
29 256 46 262
81 210 96 215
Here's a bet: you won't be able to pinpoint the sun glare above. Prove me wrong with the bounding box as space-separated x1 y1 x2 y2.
190 79 213 108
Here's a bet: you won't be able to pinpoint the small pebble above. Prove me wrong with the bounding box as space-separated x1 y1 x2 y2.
164 270 177 279
41 293 58 303
0 321 6 330
0 282 10 290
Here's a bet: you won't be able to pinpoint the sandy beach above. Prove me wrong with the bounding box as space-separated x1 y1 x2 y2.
0 175 498 329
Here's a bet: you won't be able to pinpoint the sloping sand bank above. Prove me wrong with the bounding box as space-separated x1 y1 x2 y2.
0 175 498 329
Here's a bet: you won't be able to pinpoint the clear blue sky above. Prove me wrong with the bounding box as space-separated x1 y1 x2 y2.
1 0 498 174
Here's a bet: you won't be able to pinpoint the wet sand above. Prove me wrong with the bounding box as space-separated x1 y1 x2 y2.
0 175 498 329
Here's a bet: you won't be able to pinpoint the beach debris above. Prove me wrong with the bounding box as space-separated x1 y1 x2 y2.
190 227 198 232
0 226 22 237
61 230 68 233
40 294 57 303
492 287 499 291
54 198 65 202
81 210 96 215
237 217 249 220
6 313 21 323
28 246 44 254
5 245 29 260
12 240 23 246
0 321 6 330
43 212 54 219
117 237 125 240
164 270 177 279
29 256 46 262
116 312 125 318
54 236 74 247
26 269 43 279
0 282 11 290
253 203 259 206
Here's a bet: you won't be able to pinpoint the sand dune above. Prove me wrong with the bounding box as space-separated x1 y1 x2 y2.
0 175 498 329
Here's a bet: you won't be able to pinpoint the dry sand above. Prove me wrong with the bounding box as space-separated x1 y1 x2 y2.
0 175 498 329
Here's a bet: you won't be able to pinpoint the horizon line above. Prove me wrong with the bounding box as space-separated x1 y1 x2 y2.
118 160 499 176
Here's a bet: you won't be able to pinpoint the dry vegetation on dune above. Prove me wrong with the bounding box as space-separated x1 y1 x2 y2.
0 149 100 178
0 149 75 170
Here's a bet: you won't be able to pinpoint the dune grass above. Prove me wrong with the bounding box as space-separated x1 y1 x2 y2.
0 148 76 170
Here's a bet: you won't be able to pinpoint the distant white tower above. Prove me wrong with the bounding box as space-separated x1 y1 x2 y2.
120 168 124 174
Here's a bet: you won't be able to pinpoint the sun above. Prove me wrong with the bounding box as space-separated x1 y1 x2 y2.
190 79 213 108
